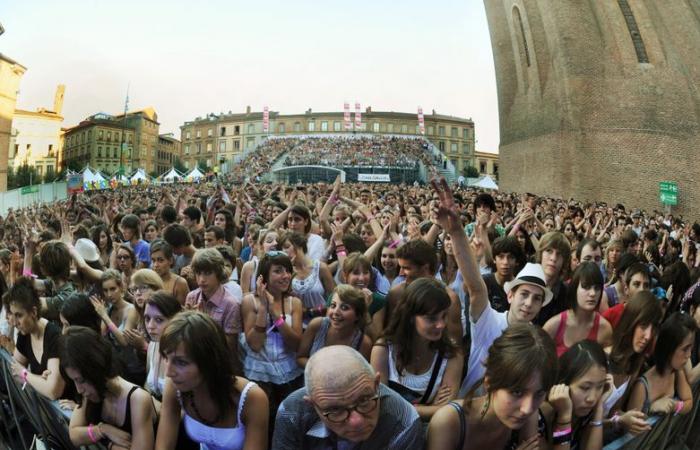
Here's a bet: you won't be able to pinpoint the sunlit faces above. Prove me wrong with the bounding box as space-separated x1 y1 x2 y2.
214 213 227 229
203 231 219 248
144 225 158 242
65 367 100 402
632 323 654 354
569 364 607 418
397 258 429 284
346 267 371 290
144 304 168 341
287 212 308 233
164 342 203 392
327 295 359 329
360 227 376 247
489 372 547 430
580 245 602 267
670 332 695 371
607 245 622 267
98 231 110 250
307 374 381 443
102 279 123 305
262 232 278 253
507 285 545 323
267 264 292 293
150 251 172 277
281 241 297 261
540 248 564 280
414 308 448 341
544 219 555 232
495 253 516 278
9 303 37 335
576 283 602 311
116 249 134 272
443 233 454 255
626 273 650 298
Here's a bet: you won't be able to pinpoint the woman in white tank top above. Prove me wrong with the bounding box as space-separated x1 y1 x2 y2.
240 229 279 295
155 311 269 450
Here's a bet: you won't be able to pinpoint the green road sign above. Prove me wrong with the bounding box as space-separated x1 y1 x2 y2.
20 185 39 195
659 181 678 206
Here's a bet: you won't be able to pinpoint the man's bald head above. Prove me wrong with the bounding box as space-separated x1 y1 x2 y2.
305 345 375 395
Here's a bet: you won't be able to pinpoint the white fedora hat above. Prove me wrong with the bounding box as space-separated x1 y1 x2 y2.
503 263 554 307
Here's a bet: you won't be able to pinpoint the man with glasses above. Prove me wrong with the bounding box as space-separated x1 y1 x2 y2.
272 345 423 449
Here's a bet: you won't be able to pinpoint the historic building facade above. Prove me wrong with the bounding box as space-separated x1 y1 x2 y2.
180 107 476 173
484 0 700 216
0 53 26 191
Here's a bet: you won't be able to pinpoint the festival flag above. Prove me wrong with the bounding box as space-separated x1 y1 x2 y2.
354 102 362 129
417 107 425 135
344 102 351 130
263 106 269 133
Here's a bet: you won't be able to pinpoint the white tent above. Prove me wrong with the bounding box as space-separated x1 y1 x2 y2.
471 175 499 190
130 168 149 183
161 167 183 183
81 166 96 183
185 167 205 182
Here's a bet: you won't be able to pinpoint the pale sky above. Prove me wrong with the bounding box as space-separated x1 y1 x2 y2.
2 0 500 152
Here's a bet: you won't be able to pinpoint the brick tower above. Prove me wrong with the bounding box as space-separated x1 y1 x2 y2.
483 0 700 217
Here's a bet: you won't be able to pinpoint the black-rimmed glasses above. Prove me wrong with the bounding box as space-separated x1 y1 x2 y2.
315 392 380 423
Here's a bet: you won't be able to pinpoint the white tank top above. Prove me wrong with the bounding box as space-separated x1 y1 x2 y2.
182 381 256 450
387 344 447 404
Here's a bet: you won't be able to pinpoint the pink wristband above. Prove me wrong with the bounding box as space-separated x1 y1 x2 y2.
553 427 572 438
675 400 684 415
87 423 98 443
266 316 286 334
108 323 118 333
22 268 33 277
337 251 347 257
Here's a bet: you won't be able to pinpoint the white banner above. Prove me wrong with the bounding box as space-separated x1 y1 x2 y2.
358 173 390 182
344 102 351 130
354 102 362 128
263 106 269 133
417 106 425 135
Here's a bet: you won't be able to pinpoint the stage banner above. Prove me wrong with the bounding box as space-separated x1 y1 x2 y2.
417 107 425 135
67 173 84 194
263 106 269 133
344 102 351 130
354 102 362 128
358 173 390 182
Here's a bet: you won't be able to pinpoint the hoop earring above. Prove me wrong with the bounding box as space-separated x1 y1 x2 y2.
480 393 491 420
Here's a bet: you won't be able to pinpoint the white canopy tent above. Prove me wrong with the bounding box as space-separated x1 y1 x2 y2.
470 175 499 190
185 167 205 182
130 168 149 184
161 167 183 183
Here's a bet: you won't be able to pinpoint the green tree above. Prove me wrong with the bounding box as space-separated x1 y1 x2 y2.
172 157 187 174
8 163 39 189
462 164 479 178
197 159 211 172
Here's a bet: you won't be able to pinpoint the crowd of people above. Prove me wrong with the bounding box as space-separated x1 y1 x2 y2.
281 136 441 169
0 173 699 449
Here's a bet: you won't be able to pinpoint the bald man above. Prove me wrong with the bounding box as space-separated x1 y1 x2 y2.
272 345 423 449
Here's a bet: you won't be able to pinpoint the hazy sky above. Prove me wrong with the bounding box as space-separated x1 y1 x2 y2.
2 0 500 152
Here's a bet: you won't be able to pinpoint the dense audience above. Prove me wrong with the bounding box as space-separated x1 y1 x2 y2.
0 173 699 449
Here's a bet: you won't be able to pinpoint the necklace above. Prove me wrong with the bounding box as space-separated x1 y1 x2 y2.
185 391 221 426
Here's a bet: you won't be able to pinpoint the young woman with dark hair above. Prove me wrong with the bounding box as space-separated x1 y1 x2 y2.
90 224 113 268
150 239 189 305
543 262 613 357
9 277 66 400
372 278 463 421
144 292 182 408
543 340 611 450
627 312 695 416
428 323 558 449
156 311 269 450
60 292 102 334
61 326 155 450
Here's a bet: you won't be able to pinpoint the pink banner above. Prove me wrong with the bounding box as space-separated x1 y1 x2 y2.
417 107 425 135
263 106 269 133
344 102 351 130
354 102 362 128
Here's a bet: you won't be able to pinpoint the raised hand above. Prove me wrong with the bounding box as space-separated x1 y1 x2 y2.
430 178 461 232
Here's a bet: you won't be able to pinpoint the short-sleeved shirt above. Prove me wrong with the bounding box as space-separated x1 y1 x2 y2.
603 303 626 329
129 239 151 267
185 286 242 335
459 302 509 397
16 321 61 375
272 384 424 450
174 253 193 275
42 280 77 321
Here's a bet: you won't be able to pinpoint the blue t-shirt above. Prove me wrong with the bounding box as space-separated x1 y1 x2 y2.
129 239 151 267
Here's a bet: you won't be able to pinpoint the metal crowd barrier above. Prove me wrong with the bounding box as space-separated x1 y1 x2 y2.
605 382 700 450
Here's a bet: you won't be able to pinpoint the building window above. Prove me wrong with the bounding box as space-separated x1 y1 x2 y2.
451 127 458 138
439 141 445 151
463 143 470 154
220 127 226 137
186 131 191 139
463 128 469 139
373 123 380 133
196 130 201 138
114 148 118 158
480 162 487 173
219 141 226 152
47 165 53 174
428 126 434 135
494 164 499 177
308 121 315 132
99 130 104 139
234 140 240 150
107 131 112 141
207 159 212 167
185 160 190 169
246 137 255 148
387 123 394 133
206 142 212 152
451 142 458 153
321 121 328 132
207 128 213 137
294 122 301 132
234 126 240 135
334 121 341 131
97 147 102 158
401 124 408 133
279 123 285 133
247 124 255 134
196 143 201 154
416 125 420 134
115 131 120 141
438 126 445 136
